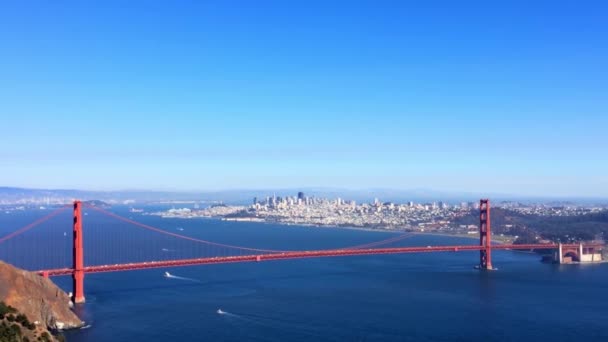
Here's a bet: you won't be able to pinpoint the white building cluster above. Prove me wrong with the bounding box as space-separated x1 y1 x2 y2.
248 193 470 230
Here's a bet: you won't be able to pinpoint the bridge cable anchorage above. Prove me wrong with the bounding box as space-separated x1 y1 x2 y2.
82 204 290 253
0 204 71 244
346 233 415 250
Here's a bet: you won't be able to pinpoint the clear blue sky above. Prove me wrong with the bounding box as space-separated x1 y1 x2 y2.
1 1 607 196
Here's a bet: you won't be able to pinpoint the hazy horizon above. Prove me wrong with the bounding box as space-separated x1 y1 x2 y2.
2 185 608 202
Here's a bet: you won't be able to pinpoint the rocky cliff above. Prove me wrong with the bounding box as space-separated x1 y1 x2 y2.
0 261 83 331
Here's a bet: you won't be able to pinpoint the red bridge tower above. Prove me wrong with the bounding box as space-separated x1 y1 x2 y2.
479 199 493 270
72 201 85 303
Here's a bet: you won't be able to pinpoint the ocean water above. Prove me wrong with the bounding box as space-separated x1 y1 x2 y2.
1 208 607 341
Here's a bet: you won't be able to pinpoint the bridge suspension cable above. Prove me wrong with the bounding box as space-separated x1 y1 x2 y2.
83 203 419 253
0 205 71 244
346 233 415 250
83 204 290 253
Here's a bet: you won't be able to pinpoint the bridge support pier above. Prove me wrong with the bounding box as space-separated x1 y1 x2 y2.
478 199 493 270
72 201 85 304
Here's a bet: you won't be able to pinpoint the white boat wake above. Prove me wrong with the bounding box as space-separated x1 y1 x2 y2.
163 272 201 282
216 309 332 337
216 308 241 318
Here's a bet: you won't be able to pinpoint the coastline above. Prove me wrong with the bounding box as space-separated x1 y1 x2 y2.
160 213 516 242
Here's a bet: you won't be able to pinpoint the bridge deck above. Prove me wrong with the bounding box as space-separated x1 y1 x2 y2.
37 243 601 277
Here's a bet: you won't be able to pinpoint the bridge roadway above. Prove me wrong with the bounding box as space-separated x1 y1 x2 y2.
37 243 601 277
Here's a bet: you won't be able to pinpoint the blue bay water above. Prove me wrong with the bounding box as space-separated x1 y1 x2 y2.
1 208 607 341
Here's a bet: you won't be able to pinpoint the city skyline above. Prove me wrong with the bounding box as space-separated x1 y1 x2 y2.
2 1 607 196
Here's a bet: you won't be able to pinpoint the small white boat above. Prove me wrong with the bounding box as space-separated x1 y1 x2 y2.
217 309 225 315
164 272 172 278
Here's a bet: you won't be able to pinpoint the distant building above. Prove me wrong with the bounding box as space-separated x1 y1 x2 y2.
297 192 305 201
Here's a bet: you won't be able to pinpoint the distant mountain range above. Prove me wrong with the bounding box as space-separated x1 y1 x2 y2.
0 186 606 205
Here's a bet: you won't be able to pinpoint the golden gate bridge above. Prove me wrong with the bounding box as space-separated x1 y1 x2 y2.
0 199 603 304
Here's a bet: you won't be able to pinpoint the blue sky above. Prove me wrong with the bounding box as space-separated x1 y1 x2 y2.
1 1 607 196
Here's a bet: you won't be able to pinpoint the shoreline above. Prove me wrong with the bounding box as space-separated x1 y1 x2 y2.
160 214 517 242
